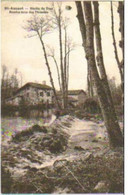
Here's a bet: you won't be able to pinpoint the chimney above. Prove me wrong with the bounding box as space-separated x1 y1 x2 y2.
42 81 46 85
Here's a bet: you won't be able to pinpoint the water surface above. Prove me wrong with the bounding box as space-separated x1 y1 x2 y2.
1 116 51 142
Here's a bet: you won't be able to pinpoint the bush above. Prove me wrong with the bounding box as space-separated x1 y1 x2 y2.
1 105 19 117
83 98 101 114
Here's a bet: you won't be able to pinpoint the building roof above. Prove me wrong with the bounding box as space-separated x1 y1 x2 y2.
5 95 23 101
68 90 86 95
57 90 86 96
15 82 52 94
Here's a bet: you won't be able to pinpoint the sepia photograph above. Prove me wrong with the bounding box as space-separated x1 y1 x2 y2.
1 0 124 193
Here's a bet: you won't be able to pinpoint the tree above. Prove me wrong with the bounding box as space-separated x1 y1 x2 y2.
87 65 94 97
118 2 124 58
24 15 61 109
1 65 20 105
118 1 124 99
110 2 123 91
108 77 122 106
47 47 62 92
52 4 75 110
25 7 75 111
93 2 120 122
76 1 123 147
52 4 65 109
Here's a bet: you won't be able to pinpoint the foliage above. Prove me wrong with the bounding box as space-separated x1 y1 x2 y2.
1 105 17 116
83 98 101 114
108 77 122 105
1 65 22 104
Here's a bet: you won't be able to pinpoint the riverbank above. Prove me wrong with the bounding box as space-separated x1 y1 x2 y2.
1 115 124 193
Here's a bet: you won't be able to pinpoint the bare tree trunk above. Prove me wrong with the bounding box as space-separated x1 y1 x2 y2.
118 2 124 58
75 2 94 98
76 1 123 147
58 14 66 109
66 45 70 105
64 27 68 108
64 27 67 89
38 33 61 109
51 55 62 92
93 2 119 117
87 65 94 97
118 1 124 106
110 2 123 91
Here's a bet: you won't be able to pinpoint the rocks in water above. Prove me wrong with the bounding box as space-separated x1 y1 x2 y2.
23 166 38 172
92 138 98 143
53 187 72 194
31 124 42 131
32 125 47 133
49 139 63 153
84 152 93 160
23 165 31 169
27 126 69 154
74 146 85 151
12 125 48 142
2 145 124 194
93 181 109 193
12 124 48 142
53 159 68 169
29 167 38 172
48 132 68 154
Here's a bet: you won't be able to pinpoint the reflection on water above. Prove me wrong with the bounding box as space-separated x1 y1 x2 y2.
13 108 53 118
1 109 53 142
29 108 52 118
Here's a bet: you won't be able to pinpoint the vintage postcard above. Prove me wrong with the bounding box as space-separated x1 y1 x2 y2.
1 0 124 194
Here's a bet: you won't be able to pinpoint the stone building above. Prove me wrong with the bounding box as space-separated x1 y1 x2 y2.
68 90 87 106
57 90 87 107
5 82 54 106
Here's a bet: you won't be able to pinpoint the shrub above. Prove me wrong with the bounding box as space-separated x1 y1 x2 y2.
83 98 101 114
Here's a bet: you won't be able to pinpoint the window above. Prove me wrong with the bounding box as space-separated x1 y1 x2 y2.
40 92 44 97
47 92 50 97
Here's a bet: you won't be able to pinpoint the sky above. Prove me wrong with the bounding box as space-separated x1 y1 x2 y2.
1 1 123 90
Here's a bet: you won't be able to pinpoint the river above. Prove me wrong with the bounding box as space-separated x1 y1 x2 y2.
1 107 54 141
1 116 53 142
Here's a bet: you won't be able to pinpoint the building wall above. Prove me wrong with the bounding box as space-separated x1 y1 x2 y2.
12 97 22 105
6 86 53 106
68 95 78 101
5 96 22 106
23 86 53 105
78 92 86 104
68 92 86 105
